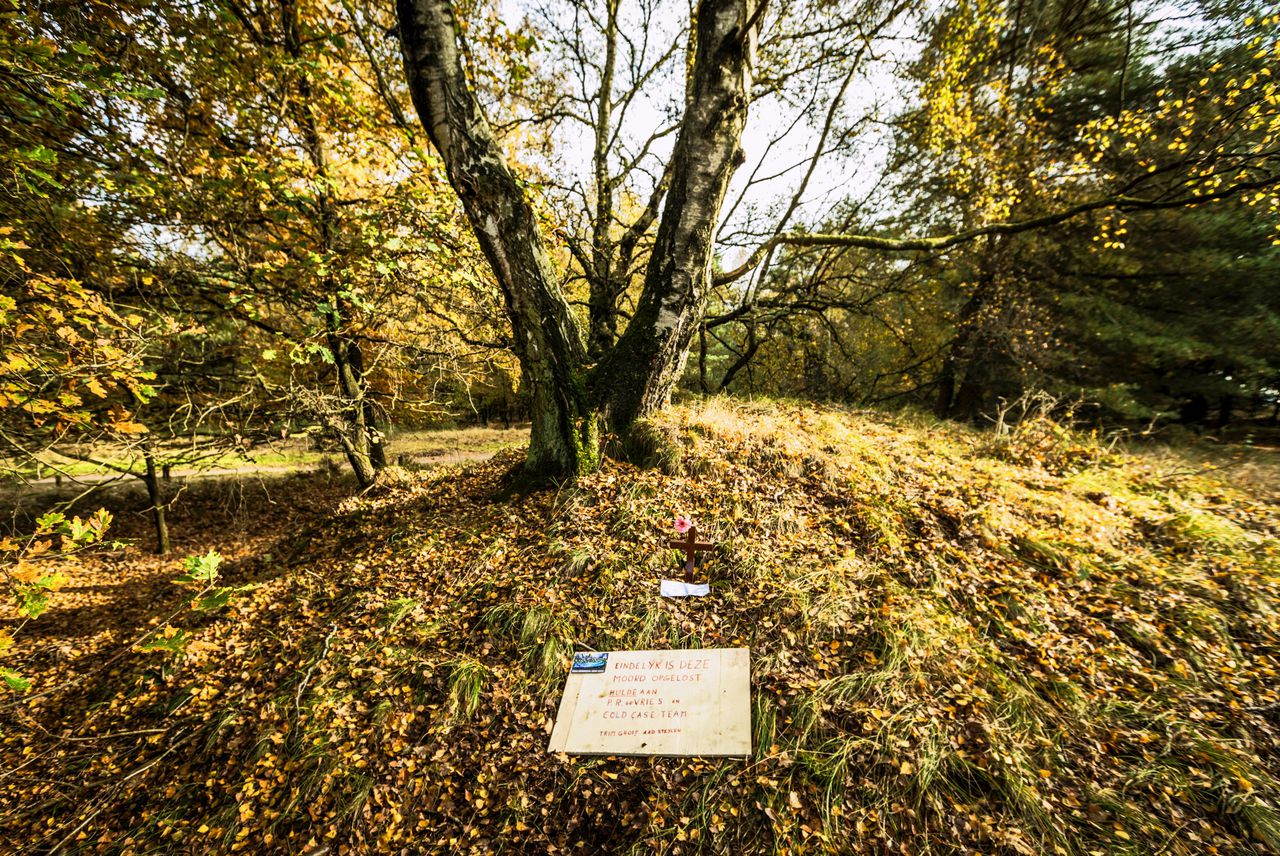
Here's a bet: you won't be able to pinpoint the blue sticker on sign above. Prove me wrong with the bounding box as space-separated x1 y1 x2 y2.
571 652 608 673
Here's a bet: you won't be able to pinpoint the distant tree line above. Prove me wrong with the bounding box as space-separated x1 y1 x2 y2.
1 0 1276 504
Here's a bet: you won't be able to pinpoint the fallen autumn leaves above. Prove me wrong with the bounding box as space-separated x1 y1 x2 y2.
1 400 1278 854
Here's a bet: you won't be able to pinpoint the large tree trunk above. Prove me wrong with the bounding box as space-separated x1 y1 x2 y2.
596 0 766 431
397 0 765 475
398 0 596 478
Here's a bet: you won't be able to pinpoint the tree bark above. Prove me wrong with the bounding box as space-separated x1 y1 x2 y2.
952 375 986 423
282 0 386 487
935 240 1000 419
934 356 957 419
142 443 170 556
935 300 983 420
718 322 760 393
587 0 621 360
698 325 709 394
597 0 766 431
398 0 596 477
1216 394 1234 429
326 328 379 487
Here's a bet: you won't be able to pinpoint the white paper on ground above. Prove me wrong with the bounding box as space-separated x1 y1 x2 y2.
660 579 710 597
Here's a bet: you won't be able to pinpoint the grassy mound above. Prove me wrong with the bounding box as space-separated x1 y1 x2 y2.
3 401 1278 854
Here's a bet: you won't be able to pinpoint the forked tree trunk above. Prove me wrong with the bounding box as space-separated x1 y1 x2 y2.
398 0 596 478
596 0 765 430
397 0 765 476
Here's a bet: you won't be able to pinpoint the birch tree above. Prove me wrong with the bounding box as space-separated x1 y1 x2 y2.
398 0 766 476
396 0 1280 478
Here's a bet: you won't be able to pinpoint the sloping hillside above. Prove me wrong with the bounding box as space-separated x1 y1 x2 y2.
3 401 1278 854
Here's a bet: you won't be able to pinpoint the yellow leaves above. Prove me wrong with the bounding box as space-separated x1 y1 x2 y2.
11 561 40 584
112 417 149 434
1 353 32 374
1 271 150 432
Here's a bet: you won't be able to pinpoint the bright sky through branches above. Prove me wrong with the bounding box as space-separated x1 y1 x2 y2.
500 0 1216 269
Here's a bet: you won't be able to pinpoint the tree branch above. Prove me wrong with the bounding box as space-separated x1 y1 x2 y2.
715 176 1280 285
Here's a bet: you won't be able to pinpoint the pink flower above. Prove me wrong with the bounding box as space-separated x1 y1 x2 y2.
674 515 693 534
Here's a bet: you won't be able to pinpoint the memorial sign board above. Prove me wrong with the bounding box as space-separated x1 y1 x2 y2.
547 648 751 756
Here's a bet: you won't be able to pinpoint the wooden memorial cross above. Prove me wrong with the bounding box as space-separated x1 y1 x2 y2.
669 526 716 582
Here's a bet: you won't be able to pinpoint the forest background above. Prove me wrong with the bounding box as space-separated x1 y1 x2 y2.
4 0 1277 495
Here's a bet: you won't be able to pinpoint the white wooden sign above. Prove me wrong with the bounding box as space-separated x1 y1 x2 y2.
547 648 751 756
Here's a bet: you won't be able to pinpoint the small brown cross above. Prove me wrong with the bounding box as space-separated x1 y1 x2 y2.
668 525 716 582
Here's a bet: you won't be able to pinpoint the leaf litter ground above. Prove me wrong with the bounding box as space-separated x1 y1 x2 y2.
2 400 1278 855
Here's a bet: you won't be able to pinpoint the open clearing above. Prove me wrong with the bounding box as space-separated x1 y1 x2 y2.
1 402 1278 854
